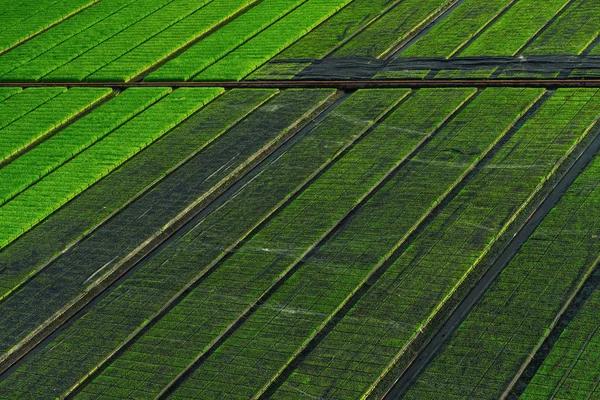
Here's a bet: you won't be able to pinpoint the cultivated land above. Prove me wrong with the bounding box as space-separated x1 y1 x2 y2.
1 1 600 399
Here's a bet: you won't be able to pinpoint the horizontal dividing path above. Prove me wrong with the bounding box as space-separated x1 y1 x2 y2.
0 89 336 379
386 90 600 399
3 79 600 89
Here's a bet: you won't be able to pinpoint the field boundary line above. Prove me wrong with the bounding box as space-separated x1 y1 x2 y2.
151 89 430 399
3 79 600 88
133 0 265 81
384 0 464 59
258 89 547 400
383 102 600 400
0 90 339 379
58 90 349 398
0 0 101 57
0 88 269 304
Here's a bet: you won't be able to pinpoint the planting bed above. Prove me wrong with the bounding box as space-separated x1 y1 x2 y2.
2 1 600 399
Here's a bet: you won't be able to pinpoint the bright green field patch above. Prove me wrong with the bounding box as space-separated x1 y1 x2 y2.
0 88 222 249
146 0 307 82
0 87 65 129
194 0 352 81
0 87 168 207
0 87 112 163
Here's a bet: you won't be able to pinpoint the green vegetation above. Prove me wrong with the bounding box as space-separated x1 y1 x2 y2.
0 89 351 398
194 0 352 81
0 0 140 78
88 0 259 82
42 0 213 82
434 0 572 79
0 87 65 129
0 0 97 53
1 0 174 81
0 88 279 303
0 90 335 392
0 88 168 207
524 0 600 55
146 0 307 81
400 0 517 58
168 88 541 399
523 261 600 399
404 89 600 399
333 0 448 59
461 0 571 57
0 87 112 163
73 88 414 399
0 88 221 249
0 87 20 102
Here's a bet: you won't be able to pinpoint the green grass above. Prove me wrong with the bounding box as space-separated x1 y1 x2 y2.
74 88 414 398
400 0 517 58
0 88 221 249
0 0 97 53
0 89 353 399
88 0 259 82
41 0 212 82
0 88 169 207
0 87 112 163
0 0 174 81
402 89 600 400
0 90 337 399
0 0 139 78
193 0 352 81
145 0 308 82
0 87 65 129
167 88 541 399
0 88 279 303
333 0 449 59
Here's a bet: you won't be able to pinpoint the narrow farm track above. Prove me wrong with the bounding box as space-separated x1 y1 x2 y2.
3 78 600 89
0 89 337 378
384 103 600 399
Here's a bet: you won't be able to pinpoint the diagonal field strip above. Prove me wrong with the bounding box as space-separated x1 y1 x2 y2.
0 89 338 387
384 99 600 399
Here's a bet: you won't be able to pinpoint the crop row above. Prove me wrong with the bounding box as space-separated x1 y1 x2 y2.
0 87 65 129
0 87 111 163
0 89 279 300
435 0 572 79
0 88 355 398
86 0 260 82
0 0 96 53
146 0 309 82
173 88 542 400
70 88 416 399
333 0 449 59
0 87 20 102
405 89 600 399
0 88 221 250
400 0 517 59
0 88 169 209
523 253 600 400
0 89 336 395
193 0 352 81
0 0 173 80
247 0 401 80
43 0 215 82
